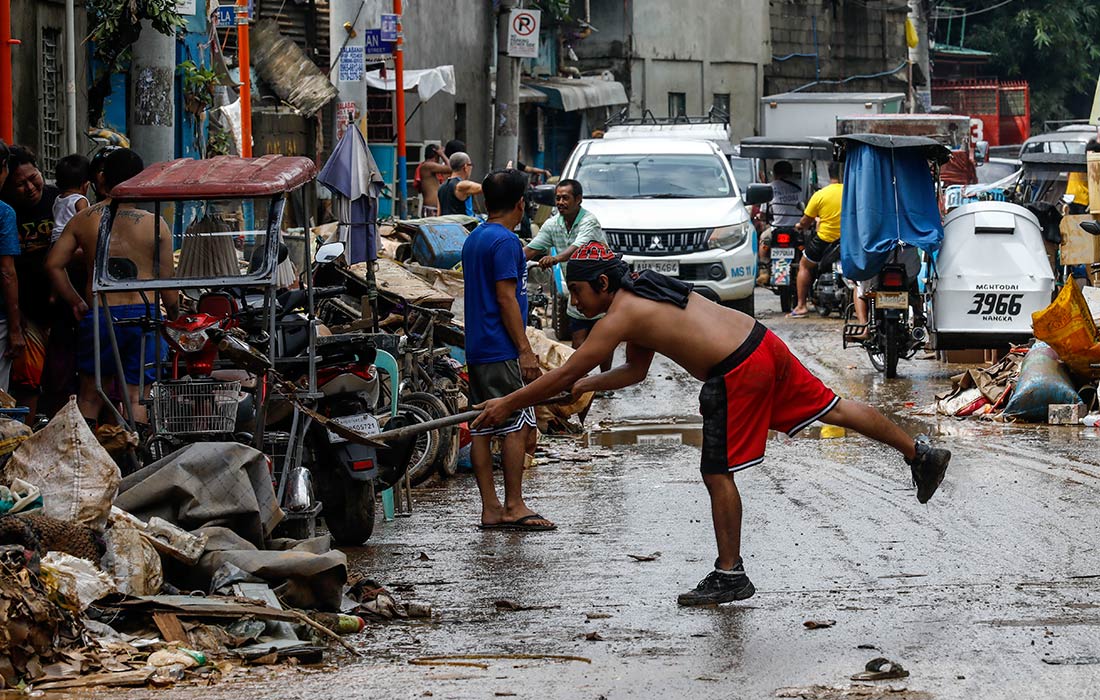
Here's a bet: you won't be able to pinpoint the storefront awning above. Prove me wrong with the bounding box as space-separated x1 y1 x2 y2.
364 65 456 101
519 84 549 104
524 77 628 112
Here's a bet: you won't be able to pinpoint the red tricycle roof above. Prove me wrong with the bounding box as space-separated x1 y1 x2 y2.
109 155 318 201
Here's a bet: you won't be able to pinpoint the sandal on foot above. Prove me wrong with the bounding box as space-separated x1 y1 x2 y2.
478 514 556 531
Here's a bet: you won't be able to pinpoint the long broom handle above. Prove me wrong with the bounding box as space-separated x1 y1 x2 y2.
369 393 575 444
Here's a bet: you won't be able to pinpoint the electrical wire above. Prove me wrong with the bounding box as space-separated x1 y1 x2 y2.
933 0 1016 20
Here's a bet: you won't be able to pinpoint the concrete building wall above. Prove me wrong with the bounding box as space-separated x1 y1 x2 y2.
357 0 493 176
10 0 89 171
766 0 909 96
575 0 769 139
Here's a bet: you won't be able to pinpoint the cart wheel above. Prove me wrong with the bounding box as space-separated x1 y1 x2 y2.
401 391 456 482
394 402 440 486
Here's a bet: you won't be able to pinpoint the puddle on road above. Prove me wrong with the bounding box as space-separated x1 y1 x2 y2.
586 418 703 447
585 418 849 448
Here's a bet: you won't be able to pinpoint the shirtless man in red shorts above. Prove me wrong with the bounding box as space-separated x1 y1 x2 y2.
473 241 950 606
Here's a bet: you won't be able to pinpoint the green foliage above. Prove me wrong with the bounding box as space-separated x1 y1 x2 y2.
86 0 186 125
179 60 219 114
534 0 572 24
954 1 1100 123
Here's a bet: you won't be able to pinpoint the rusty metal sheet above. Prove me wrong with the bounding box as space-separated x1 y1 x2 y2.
110 155 318 200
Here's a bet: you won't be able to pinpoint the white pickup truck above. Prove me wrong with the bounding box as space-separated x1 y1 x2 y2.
552 136 771 315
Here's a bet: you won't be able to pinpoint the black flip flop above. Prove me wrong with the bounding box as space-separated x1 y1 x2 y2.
478 514 557 531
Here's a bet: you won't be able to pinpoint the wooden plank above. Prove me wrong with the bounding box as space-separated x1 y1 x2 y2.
152 612 189 644
348 259 454 308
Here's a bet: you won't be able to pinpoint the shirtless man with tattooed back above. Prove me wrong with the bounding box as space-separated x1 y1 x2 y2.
45 148 179 424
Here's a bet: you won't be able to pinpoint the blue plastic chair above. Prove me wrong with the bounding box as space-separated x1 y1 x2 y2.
373 349 401 519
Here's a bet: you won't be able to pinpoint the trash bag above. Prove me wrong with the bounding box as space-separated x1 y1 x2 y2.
0 418 30 468
1032 281 1100 378
1002 342 1082 421
3 397 120 531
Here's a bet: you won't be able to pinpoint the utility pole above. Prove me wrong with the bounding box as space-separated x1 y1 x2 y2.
493 0 519 169
394 0 407 218
0 0 17 143
64 0 76 152
908 0 931 113
130 23 176 164
237 0 252 157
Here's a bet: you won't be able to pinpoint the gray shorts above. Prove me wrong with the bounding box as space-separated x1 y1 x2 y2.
468 359 536 436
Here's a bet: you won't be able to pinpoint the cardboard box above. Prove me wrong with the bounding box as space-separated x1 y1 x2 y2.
1060 214 1100 265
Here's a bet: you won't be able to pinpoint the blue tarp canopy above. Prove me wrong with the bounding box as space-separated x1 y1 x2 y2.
834 135 948 281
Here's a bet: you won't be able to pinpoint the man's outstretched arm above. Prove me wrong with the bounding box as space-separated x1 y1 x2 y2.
472 312 629 428
571 341 653 395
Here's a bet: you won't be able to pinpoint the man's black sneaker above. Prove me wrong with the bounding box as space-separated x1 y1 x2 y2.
677 559 755 606
906 435 950 503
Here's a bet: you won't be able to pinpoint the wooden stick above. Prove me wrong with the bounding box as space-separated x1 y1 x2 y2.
368 393 574 445
409 653 592 666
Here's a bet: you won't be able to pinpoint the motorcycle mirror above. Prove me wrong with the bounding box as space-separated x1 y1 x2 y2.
316 241 345 264
1080 220 1100 236
529 183 557 207
743 183 774 206
974 141 989 166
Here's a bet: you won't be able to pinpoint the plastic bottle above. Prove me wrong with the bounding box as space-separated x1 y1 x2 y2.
309 612 365 635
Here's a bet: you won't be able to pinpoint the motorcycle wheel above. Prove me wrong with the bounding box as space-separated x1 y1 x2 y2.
320 476 376 546
884 320 900 379
551 289 572 342
865 326 887 373
401 391 457 481
780 287 793 313
817 303 830 318
397 403 441 486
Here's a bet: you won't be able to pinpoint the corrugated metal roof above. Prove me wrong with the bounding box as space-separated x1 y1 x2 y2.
525 77 628 112
110 155 318 200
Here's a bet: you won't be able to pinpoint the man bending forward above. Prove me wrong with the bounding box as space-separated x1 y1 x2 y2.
473 242 950 606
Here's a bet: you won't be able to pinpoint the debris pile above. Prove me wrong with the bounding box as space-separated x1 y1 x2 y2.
0 399 429 692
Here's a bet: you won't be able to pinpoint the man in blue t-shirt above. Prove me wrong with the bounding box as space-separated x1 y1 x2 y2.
0 142 24 391
461 168 554 531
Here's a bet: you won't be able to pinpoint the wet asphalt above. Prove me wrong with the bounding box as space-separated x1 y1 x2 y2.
105 289 1100 700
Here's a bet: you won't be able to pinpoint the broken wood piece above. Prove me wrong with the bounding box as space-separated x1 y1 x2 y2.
152 612 189 644
32 669 155 691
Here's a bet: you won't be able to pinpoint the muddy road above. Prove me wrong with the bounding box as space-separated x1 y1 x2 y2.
110 290 1100 699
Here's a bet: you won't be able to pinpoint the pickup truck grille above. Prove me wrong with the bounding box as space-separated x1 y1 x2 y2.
605 228 712 256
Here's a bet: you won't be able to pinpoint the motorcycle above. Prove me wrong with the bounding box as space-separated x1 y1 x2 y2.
830 133 950 379
809 239 850 317
842 257 926 379
768 226 802 313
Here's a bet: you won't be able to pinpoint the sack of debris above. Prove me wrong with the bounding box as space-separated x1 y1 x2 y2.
1002 342 1082 421
1032 281 1100 378
3 397 120 531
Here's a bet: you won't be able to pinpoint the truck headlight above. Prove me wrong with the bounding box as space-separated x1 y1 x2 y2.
708 222 751 250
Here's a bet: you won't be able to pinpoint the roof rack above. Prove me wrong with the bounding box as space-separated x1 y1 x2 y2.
604 105 730 129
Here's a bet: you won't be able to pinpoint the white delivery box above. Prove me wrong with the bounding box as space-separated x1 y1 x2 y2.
929 202 1055 350
760 92 906 139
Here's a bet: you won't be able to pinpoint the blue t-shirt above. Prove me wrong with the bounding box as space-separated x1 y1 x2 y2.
462 222 528 365
0 201 19 320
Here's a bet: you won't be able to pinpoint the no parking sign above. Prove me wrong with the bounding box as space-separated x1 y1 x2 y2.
507 8 540 58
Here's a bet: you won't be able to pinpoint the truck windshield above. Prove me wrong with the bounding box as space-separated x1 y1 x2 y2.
576 154 735 199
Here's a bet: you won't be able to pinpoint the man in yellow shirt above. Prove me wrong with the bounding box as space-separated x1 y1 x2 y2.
1066 139 1100 214
790 162 842 317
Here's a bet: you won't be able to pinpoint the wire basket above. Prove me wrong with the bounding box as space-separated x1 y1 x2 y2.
152 380 241 434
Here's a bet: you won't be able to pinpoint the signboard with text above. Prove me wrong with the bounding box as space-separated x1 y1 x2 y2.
380 13 398 42
506 8 540 58
339 46 365 82
363 29 394 58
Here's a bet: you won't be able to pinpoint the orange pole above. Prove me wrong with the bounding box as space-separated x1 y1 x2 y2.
393 0 406 218
0 0 18 143
237 0 251 157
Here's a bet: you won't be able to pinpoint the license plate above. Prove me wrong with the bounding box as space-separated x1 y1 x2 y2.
326 413 380 444
633 260 679 275
770 247 795 262
875 291 908 310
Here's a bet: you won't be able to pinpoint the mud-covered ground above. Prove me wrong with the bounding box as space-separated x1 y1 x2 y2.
101 289 1100 699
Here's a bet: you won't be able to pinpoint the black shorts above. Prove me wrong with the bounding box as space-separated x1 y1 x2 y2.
468 359 536 436
802 234 835 265
568 316 598 334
